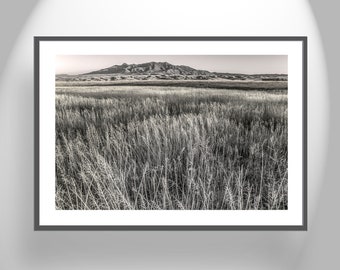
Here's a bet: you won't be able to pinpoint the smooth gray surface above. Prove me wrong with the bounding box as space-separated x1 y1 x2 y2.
0 0 338 269
297 0 340 269
0 0 38 76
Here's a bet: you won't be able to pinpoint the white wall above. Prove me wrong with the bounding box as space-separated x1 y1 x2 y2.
0 1 334 269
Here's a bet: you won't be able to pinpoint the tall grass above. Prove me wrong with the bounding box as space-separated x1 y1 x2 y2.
56 86 287 210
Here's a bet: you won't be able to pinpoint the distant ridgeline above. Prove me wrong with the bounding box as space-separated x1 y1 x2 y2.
56 61 288 82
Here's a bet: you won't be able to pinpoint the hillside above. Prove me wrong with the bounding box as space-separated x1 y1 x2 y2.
56 61 288 82
86 61 211 76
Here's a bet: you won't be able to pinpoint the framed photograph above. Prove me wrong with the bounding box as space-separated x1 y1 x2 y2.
34 37 307 230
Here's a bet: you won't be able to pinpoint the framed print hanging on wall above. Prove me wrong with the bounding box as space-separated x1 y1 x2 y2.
34 36 307 230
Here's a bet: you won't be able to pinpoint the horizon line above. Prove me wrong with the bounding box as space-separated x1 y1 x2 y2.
56 61 288 76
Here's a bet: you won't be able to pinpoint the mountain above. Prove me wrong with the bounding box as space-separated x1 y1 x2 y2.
55 61 287 82
85 61 212 76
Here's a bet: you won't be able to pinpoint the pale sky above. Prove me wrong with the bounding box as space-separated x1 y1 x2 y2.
56 55 287 75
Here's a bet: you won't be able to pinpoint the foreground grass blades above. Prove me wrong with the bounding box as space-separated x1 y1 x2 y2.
55 86 288 210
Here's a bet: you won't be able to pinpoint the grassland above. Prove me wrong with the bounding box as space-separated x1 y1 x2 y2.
55 79 287 91
55 85 288 210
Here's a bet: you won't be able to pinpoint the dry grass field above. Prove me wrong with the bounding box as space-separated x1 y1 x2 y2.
55 85 288 210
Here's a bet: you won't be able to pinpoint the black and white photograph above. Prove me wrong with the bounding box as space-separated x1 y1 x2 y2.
35 37 306 229
55 55 288 210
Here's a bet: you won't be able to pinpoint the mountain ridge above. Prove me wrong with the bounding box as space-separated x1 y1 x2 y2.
56 61 287 82
85 61 213 76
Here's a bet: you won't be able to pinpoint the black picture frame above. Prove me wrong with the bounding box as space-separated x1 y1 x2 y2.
34 36 307 231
